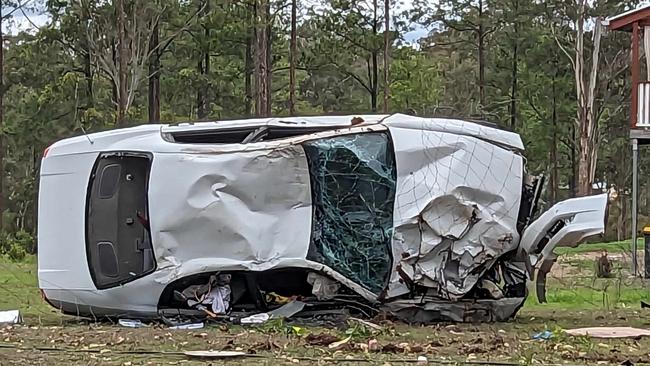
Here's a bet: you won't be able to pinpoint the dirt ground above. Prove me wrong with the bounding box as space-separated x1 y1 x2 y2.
4 249 650 365
3 308 650 365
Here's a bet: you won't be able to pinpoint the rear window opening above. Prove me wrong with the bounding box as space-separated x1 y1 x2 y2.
86 152 156 289
167 125 340 144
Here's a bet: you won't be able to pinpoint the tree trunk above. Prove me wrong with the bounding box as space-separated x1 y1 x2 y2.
569 123 577 197
81 6 94 109
477 0 485 114
197 1 211 120
617 193 626 241
0 5 4 231
245 1 254 116
550 71 558 204
265 0 272 116
371 0 378 112
383 0 390 114
84 51 94 108
576 131 593 196
197 60 206 119
254 0 270 117
148 19 160 123
289 0 297 116
111 42 118 113
575 13 602 197
509 3 518 129
245 35 253 116
116 0 128 126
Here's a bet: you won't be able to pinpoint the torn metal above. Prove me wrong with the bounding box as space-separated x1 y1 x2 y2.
37 114 608 323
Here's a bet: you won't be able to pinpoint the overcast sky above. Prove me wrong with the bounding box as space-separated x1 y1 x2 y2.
4 0 431 42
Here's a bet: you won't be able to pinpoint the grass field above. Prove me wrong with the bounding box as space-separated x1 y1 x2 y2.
1 242 650 365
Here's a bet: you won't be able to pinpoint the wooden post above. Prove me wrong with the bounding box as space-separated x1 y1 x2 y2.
632 21 640 128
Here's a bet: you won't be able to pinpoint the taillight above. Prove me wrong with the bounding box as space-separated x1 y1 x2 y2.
43 146 52 158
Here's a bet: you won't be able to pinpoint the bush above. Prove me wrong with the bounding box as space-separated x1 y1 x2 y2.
0 230 32 262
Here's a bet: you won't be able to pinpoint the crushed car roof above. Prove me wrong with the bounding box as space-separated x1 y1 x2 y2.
48 114 524 154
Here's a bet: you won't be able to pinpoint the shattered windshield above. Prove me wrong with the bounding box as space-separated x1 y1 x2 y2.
303 132 396 294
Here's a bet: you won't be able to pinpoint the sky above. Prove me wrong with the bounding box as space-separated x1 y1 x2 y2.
3 0 431 42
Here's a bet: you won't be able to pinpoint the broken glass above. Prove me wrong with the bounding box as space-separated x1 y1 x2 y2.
303 132 396 294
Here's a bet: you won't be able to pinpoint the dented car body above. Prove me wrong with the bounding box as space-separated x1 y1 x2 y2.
38 114 608 322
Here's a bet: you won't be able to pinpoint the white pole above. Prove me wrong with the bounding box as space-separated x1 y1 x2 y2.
632 138 639 276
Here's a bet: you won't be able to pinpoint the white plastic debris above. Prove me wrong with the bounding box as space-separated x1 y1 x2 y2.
170 322 204 330
0 310 21 324
184 350 247 358
565 327 650 338
416 355 428 364
118 319 144 328
307 272 340 300
240 313 270 324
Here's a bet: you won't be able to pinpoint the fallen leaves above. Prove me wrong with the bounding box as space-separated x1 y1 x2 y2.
305 333 339 346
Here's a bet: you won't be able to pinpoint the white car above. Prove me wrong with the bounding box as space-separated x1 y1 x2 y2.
37 114 608 322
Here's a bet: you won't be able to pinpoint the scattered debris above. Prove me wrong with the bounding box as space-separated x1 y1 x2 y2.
328 336 352 349
118 319 143 328
184 350 248 359
179 274 232 315
240 313 270 325
368 339 379 352
268 300 306 319
0 310 21 324
169 322 204 330
565 327 650 338
307 272 340 300
305 333 339 346
532 330 553 340
349 317 382 331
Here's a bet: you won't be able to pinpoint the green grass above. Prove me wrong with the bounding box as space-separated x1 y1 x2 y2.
1 252 650 364
0 255 54 322
3 249 648 323
554 239 638 255
524 277 650 310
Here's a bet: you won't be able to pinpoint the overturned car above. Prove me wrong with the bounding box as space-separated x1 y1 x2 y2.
37 114 608 323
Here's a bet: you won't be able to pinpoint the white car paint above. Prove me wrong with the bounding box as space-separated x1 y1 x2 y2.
37 114 607 318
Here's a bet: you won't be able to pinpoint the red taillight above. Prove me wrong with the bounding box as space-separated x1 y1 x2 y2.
43 146 52 158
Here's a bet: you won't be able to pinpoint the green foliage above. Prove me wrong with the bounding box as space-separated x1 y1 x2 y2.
0 230 32 261
0 0 644 251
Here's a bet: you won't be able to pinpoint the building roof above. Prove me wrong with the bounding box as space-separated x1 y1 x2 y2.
607 4 650 32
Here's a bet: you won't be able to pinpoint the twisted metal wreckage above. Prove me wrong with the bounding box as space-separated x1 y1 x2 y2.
37 114 608 323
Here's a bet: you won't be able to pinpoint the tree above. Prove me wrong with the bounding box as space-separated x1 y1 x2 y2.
289 0 297 115
254 0 272 116
383 0 389 113
553 0 632 196
308 0 390 112
116 0 127 125
0 3 4 231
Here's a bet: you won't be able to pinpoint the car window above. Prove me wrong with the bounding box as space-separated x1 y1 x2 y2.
303 132 396 294
168 126 339 144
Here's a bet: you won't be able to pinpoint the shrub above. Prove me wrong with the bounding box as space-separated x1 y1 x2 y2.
0 230 32 262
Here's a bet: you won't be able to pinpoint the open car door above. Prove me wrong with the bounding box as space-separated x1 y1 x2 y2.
519 193 609 301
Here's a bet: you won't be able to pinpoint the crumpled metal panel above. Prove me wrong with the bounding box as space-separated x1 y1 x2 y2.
384 297 526 323
148 146 313 270
386 126 523 300
303 133 396 294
